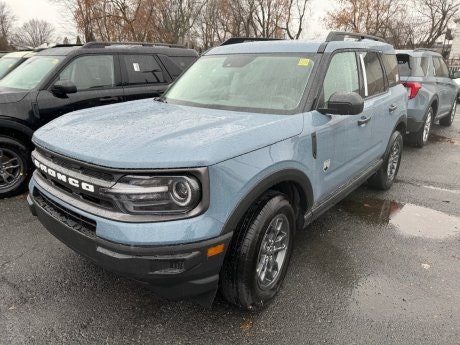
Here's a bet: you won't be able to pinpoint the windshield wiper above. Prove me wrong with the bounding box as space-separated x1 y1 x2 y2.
153 96 167 103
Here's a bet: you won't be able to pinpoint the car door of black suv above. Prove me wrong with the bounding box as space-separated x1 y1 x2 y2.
36 53 124 126
120 54 172 101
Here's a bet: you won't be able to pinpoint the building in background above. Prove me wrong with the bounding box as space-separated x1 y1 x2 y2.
449 19 460 63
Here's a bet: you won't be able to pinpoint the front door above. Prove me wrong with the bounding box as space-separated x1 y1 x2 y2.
36 54 124 125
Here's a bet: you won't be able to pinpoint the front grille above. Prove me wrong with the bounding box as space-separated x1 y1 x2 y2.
36 147 115 182
34 189 97 238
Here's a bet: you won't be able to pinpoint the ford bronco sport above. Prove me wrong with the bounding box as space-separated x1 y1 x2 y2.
28 32 407 309
396 49 459 147
0 42 197 198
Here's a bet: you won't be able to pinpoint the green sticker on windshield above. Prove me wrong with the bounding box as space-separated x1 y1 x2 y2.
52 59 59 64
298 58 310 67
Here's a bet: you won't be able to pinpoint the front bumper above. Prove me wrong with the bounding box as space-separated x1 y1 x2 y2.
28 187 233 303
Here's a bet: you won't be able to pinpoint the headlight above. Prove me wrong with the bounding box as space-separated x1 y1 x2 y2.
100 175 201 215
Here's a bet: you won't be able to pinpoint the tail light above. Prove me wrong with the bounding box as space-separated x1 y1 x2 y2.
403 82 422 100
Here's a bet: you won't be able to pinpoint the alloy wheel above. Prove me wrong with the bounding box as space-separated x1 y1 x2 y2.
422 110 432 144
256 214 290 290
0 148 24 191
387 140 401 181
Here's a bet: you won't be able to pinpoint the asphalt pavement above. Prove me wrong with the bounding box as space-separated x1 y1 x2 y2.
1 108 459 345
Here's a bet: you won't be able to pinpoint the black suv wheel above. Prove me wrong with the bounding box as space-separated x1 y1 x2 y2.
220 192 295 310
0 136 30 198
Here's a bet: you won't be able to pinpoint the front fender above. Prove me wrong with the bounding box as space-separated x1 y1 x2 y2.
208 137 315 235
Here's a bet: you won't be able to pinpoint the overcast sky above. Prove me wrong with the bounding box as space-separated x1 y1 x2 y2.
5 0 334 44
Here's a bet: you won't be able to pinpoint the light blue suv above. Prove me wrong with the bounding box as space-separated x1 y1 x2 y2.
27 32 407 309
397 50 459 147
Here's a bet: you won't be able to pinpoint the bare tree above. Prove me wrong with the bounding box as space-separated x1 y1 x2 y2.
417 0 460 47
326 0 460 48
12 19 55 48
283 0 309 39
0 1 15 50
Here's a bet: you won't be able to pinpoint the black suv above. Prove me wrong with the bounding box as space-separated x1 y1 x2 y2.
0 42 198 197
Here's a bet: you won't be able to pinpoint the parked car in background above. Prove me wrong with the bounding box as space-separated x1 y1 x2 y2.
28 32 407 309
0 42 198 197
0 51 35 80
452 70 460 101
396 49 459 147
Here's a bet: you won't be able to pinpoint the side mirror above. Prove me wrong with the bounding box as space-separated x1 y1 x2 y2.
319 92 364 115
452 71 460 79
51 80 77 97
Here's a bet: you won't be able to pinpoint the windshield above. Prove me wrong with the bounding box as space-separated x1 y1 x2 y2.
0 56 63 90
0 57 21 79
165 54 315 113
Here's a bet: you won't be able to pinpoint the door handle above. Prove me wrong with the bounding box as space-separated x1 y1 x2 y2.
389 104 398 112
99 96 119 102
358 116 371 126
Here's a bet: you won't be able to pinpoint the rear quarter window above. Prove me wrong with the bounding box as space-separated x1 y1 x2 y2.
382 54 399 87
170 56 196 70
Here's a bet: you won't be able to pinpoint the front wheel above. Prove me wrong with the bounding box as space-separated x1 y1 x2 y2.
439 100 456 126
368 131 403 190
220 192 295 310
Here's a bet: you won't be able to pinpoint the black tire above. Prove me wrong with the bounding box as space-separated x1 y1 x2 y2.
368 131 403 190
439 100 456 127
220 192 295 310
0 136 31 198
407 107 433 148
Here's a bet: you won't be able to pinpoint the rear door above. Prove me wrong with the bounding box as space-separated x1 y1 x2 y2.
433 57 457 115
36 54 123 124
120 54 172 101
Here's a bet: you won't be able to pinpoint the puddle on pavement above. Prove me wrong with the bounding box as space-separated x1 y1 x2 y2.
428 133 460 145
337 198 460 239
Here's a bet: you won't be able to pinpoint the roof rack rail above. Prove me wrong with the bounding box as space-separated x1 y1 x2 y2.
413 48 436 52
82 41 186 49
51 44 83 48
326 31 385 43
220 37 282 46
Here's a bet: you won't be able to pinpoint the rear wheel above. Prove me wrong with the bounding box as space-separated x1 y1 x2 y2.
0 136 31 198
407 107 433 147
368 131 403 190
439 100 456 126
220 192 295 310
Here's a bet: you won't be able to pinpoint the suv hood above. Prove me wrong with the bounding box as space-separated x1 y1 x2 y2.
33 99 303 168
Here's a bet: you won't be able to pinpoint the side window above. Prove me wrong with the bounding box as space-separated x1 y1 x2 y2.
122 55 165 85
434 57 449 77
320 52 359 107
58 55 115 91
381 54 399 87
360 52 386 97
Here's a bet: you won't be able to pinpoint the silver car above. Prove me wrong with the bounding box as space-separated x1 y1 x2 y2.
396 49 459 147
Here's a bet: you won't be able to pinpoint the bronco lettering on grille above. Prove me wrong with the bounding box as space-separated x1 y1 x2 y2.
34 159 95 193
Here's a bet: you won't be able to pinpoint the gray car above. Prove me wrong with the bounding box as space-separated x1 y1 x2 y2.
396 49 459 147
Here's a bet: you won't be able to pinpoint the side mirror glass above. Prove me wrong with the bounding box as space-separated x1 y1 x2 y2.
51 80 77 97
319 92 364 115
